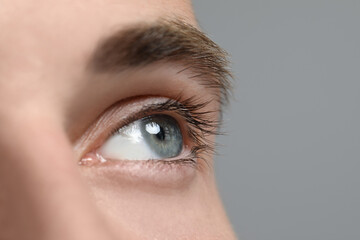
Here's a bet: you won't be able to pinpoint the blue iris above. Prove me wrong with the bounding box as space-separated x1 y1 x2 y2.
140 114 183 158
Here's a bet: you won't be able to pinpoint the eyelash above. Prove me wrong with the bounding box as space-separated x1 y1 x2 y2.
106 96 221 168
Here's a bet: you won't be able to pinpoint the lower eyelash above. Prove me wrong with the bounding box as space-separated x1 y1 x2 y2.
157 158 197 167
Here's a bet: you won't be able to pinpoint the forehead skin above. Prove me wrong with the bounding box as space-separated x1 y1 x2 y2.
0 0 195 108
0 1 235 239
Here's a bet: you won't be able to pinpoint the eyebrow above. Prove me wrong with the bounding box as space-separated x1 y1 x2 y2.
88 19 232 104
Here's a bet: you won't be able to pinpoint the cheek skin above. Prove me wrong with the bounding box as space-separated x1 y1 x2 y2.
0 114 121 239
82 168 234 240
79 102 235 239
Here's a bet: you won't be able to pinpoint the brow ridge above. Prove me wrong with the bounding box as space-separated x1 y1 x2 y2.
89 19 232 105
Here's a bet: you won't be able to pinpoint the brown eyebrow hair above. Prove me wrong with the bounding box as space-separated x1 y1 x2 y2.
89 19 232 105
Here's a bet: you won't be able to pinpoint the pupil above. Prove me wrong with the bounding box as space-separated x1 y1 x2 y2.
155 126 165 141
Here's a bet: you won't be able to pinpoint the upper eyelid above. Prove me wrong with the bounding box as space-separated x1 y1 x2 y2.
108 99 194 138
74 96 220 163
109 97 220 139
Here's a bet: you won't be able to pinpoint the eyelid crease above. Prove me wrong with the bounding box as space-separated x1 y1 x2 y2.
89 18 233 106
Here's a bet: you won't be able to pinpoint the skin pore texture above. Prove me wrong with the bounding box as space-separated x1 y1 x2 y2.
0 0 235 239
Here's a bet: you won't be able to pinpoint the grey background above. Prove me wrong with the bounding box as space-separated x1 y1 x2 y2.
193 1 360 239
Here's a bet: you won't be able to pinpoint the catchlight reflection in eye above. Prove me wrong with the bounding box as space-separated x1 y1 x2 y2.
99 114 183 161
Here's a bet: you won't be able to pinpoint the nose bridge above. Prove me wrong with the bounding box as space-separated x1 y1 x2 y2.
0 113 114 240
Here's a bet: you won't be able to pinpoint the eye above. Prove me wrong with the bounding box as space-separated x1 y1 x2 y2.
98 114 183 161
77 97 219 168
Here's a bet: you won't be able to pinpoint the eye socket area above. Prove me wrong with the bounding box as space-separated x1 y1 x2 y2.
98 114 184 161
76 96 218 170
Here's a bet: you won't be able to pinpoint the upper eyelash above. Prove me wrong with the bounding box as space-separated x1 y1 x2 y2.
108 96 221 167
147 97 221 156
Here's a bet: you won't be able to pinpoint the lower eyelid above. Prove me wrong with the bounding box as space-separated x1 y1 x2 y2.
79 150 198 189
79 144 196 166
76 96 216 174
